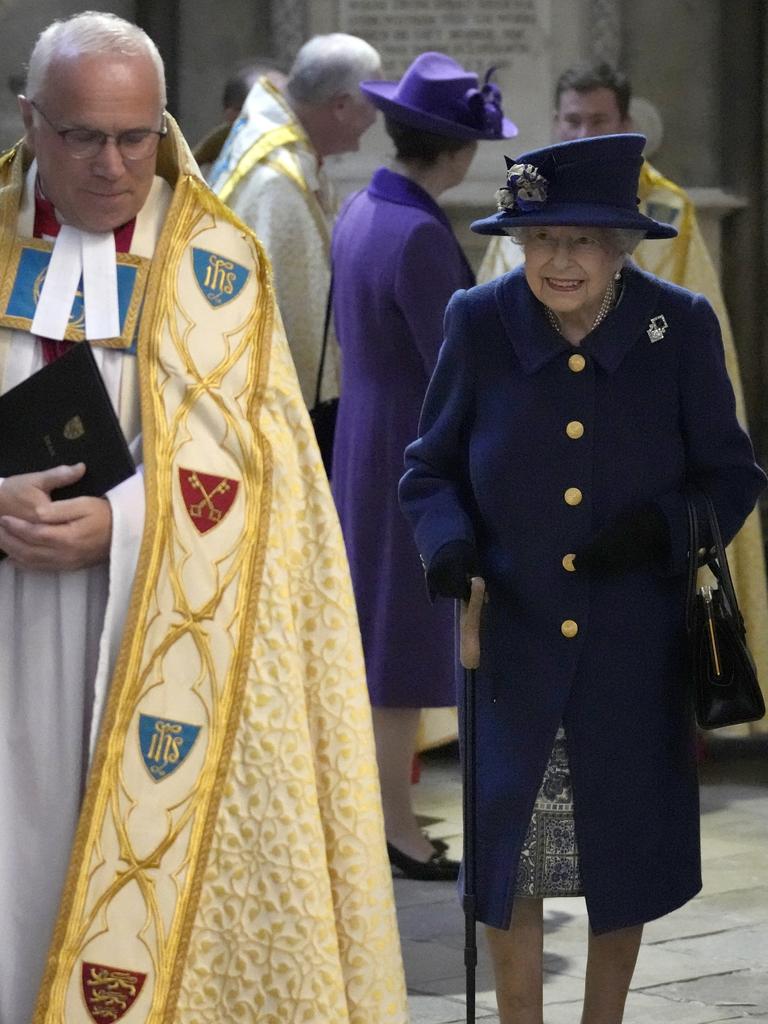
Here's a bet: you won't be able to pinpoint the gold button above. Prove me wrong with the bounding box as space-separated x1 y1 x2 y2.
568 353 586 372
561 619 578 638
564 487 583 506
566 420 584 439
562 553 576 572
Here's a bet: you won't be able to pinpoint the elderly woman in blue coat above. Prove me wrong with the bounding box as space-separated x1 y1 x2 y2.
331 52 516 879
399 134 766 1023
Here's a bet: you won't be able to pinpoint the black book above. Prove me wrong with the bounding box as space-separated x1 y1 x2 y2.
0 341 135 501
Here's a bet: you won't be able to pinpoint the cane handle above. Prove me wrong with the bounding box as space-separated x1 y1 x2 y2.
460 576 486 670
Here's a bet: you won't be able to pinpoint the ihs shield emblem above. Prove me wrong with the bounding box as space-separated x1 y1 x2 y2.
178 468 239 534
139 714 202 782
192 247 249 308
81 962 146 1023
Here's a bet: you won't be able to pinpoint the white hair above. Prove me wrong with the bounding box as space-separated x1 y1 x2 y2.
507 225 645 254
286 33 381 106
26 11 166 105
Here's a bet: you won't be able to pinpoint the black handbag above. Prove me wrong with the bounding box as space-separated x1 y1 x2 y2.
308 276 337 477
685 492 765 730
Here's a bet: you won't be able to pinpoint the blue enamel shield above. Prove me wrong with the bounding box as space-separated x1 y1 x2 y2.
192 248 250 308
139 714 201 782
6 245 142 350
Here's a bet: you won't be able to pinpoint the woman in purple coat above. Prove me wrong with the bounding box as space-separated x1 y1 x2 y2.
400 135 766 1021
331 52 516 879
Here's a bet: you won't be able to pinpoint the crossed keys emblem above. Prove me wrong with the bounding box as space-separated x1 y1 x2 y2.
187 472 230 521
178 468 240 534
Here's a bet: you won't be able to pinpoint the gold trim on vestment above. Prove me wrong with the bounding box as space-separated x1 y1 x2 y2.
215 123 307 204
0 146 22 275
0 144 26 386
266 149 308 195
30 143 276 1022
637 162 694 283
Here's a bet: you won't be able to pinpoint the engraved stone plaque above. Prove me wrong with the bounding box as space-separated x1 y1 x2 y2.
327 0 557 207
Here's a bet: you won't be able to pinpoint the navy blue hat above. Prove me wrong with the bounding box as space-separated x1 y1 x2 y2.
471 134 677 239
361 51 517 142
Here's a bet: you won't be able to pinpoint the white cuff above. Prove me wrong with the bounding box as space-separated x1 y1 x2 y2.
106 464 145 556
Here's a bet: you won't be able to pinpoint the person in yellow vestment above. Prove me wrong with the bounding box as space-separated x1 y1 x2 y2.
210 34 382 407
192 61 288 179
478 63 768 732
0 12 406 1024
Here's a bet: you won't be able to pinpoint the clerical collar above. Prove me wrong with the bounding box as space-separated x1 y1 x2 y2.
33 178 136 253
31 178 136 342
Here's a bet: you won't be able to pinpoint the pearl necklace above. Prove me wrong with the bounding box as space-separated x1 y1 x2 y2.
545 277 617 336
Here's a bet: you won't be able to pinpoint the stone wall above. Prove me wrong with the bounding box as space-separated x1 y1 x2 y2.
0 0 133 146
174 2 273 150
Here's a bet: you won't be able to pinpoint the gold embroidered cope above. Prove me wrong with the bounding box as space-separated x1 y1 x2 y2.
0 120 407 1023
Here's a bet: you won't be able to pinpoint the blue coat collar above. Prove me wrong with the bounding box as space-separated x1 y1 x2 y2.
494 262 665 374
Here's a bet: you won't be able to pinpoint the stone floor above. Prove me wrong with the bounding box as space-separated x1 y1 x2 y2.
398 736 768 1023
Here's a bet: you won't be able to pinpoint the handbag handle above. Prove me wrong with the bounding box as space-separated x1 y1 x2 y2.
314 274 333 409
685 496 700 634
685 491 744 634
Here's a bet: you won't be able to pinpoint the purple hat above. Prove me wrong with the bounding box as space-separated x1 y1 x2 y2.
471 134 678 238
360 51 517 142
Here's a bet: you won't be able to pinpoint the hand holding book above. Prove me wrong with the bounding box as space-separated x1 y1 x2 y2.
0 463 114 569
0 342 134 566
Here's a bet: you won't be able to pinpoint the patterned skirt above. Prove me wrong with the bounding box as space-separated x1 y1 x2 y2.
514 727 584 898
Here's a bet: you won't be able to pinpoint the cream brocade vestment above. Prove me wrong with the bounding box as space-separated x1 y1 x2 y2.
0 121 406 1023
477 160 768 736
209 78 339 407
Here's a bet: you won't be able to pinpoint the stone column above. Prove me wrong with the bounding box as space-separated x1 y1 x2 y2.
0 0 135 147
173 1 274 143
272 0 308 69
588 0 621 66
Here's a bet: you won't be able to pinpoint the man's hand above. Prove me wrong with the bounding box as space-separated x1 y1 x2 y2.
0 464 113 570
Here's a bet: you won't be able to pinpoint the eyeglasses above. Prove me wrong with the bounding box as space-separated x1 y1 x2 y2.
523 230 608 256
29 100 167 160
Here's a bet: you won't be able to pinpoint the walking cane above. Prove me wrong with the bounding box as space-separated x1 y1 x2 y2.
459 575 486 1024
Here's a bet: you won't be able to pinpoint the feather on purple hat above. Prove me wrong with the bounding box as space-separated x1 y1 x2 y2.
360 51 517 142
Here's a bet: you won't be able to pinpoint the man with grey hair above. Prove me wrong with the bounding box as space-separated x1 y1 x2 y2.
0 12 405 1024
210 34 382 407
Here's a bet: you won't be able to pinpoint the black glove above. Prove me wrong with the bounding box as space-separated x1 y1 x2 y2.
426 540 480 601
574 505 669 574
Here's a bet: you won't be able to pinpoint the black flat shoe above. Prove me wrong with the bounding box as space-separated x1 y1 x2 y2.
387 841 460 881
428 835 449 855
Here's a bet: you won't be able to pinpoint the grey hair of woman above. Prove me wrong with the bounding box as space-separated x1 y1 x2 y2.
26 11 166 105
285 33 382 106
508 225 645 256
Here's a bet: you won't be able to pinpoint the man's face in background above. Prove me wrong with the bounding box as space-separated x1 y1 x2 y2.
554 86 630 141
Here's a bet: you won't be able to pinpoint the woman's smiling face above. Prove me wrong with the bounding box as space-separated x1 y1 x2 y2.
521 226 625 327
